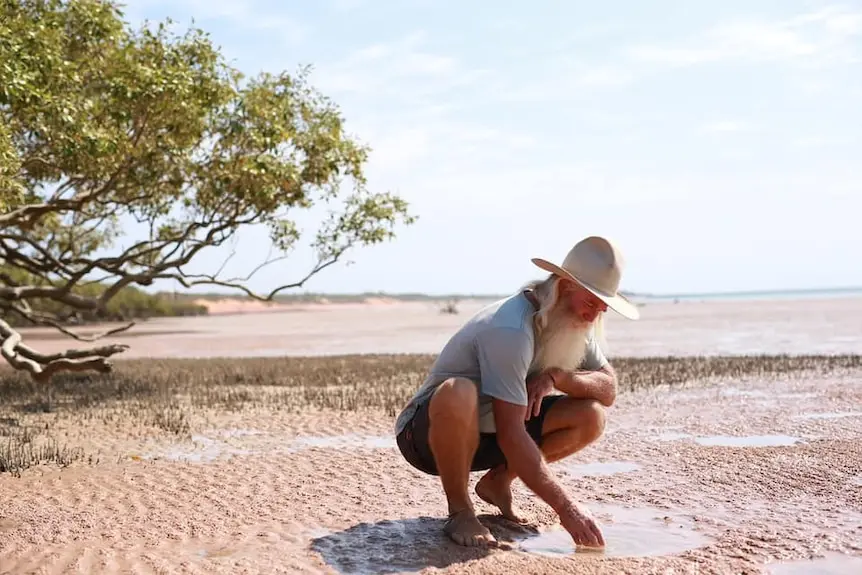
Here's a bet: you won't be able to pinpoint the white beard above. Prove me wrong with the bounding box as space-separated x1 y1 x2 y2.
531 314 591 373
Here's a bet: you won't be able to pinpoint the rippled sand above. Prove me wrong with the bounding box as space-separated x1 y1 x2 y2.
2 367 861 574
4 295 861 573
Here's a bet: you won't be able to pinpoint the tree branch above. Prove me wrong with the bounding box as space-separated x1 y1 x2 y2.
0 318 128 383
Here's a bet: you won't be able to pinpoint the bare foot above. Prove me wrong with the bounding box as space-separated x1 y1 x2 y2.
444 509 497 547
475 471 529 524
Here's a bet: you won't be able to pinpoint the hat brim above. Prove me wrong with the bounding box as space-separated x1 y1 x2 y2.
531 258 640 320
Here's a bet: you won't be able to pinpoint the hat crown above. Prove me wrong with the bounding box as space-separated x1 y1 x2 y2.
560 236 623 297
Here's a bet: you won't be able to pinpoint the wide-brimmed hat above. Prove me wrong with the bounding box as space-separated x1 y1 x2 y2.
531 236 639 320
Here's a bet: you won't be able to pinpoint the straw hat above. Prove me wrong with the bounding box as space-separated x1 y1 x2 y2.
531 236 640 320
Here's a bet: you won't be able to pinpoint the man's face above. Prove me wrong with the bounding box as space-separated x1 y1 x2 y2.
556 278 608 325
532 277 605 373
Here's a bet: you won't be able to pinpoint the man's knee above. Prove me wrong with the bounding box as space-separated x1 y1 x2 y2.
581 399 607 442
546 397 606 441
428 377 478 423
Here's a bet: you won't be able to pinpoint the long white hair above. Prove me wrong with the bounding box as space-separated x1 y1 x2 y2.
523 274 605 373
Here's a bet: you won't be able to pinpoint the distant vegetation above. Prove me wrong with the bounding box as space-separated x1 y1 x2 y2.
1 267 207 328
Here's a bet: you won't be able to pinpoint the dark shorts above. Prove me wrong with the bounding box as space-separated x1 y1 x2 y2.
396 394 566 475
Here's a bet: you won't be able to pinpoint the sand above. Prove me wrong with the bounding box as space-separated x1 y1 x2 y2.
2 296 862 574
1 368 861 573
15 294 862 358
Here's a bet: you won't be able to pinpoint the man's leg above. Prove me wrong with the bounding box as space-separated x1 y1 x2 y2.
426 377 497 547
475 396 606 522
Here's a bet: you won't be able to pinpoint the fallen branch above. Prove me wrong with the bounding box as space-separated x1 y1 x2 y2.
0 319 129 382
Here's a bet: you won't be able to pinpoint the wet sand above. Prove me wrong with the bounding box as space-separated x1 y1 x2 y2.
1 366 861 574
3 295 861 573
15 294 862 358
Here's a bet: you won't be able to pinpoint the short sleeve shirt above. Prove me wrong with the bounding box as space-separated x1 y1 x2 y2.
394 291 610 435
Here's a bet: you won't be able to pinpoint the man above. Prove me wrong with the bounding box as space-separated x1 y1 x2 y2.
394 235 640 549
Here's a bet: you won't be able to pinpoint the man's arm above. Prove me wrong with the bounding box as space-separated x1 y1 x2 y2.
492 398 574 513
550 363 617 406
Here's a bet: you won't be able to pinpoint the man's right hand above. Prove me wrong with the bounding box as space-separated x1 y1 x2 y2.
559 502 605 549
492 398 606 549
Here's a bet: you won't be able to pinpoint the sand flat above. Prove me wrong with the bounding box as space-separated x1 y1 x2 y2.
15 294 862 358
2 367 861 574
3 295 862 573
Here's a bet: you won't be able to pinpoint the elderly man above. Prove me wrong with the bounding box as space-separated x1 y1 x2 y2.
394 236 639 549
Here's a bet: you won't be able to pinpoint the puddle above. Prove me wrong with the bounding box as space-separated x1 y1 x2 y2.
150 435 255 463
792 411 862 420
516 504 713 558
287 434 396 450
720 388 770 398
694 435 800 447
141 431 395 463
565 461 642 477
652 431 693 441
216 428 265 438
766 552 862 574
649 432 803 447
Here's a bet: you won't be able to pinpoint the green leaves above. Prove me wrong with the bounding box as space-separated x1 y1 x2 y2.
0 0 415 298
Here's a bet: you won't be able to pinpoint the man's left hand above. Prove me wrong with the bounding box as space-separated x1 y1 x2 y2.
525 369 559 421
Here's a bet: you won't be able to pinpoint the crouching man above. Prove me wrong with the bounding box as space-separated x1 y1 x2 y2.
394 236 639 548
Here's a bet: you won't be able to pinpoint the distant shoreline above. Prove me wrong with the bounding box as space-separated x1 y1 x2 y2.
154 285 862 305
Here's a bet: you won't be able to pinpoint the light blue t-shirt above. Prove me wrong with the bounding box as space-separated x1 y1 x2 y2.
394 290 608 435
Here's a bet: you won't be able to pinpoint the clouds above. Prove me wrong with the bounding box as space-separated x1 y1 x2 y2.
127 0 309 42
311 30 491 105
121 1 861 294
627 6 862 69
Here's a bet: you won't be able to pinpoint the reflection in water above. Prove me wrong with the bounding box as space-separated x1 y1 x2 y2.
694 435 800 447
516 504 713 558
766 552 862 574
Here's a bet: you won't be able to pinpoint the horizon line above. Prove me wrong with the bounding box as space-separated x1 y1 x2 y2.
154 284 862 300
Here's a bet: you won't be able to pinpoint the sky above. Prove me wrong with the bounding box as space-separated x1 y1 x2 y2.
120 0 862 296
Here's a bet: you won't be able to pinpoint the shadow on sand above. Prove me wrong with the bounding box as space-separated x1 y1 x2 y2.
310 514 537 574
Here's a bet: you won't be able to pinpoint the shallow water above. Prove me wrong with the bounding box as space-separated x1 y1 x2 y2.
287 434 396 450
564 461 642 476
766 552 862 574
720 389 820 401
652 431 693 441
144 432 395 462
151 435 254 463
792 411 862 420
516 504 713 558
19 294 862 358
694 434 800 447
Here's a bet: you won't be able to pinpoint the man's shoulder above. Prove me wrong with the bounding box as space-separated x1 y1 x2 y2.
473 291 534 334
476 323 532 347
